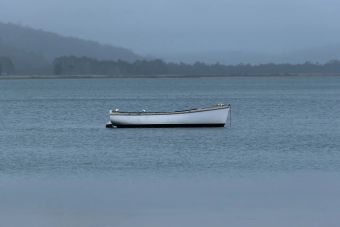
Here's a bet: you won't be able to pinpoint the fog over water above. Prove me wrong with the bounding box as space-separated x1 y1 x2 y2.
1 0 340 58
1 173 340 227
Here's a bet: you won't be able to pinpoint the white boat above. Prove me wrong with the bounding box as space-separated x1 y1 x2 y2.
107 104 230 128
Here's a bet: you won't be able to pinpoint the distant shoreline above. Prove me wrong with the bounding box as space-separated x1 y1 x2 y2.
1 73 340 80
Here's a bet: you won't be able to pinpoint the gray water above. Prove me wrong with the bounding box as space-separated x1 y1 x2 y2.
1 76 340 227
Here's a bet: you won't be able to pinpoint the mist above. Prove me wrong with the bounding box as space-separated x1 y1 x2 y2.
1 0 340 58
1 174 340 227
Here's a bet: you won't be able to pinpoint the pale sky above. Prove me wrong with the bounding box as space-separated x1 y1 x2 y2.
1 0 340 55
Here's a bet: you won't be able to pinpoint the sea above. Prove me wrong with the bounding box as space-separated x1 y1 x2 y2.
0 76 340 227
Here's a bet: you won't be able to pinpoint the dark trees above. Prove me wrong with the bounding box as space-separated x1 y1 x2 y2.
0 57 15 75
53 56 340 76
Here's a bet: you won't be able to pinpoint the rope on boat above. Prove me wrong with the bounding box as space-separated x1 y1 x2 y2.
229 104 231 128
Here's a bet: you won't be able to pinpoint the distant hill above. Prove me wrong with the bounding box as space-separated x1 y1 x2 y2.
277 45 340 63
160 51 273 65
160 45 340 65
0 22 141 74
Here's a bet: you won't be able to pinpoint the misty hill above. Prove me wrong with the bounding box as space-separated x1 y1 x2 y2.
0 22 140 74
277 45 340 63
160 45 340 65
160 51 273 65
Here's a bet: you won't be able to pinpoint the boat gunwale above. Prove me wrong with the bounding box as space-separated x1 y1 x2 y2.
110 105 230 116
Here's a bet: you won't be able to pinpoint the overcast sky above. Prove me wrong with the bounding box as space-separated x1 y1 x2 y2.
1 0 340 55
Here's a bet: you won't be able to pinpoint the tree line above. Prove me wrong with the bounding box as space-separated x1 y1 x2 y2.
0 57 15 75
53 56 340 76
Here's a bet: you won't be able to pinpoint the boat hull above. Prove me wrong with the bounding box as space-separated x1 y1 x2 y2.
109 106 230 128
113 124 225 128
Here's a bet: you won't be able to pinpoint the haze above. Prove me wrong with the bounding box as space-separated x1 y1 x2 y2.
1 0 340 62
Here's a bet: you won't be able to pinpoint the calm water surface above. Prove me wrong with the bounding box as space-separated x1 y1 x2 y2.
0 76 340 227
1 76 340 176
